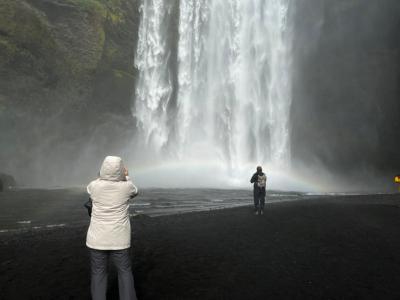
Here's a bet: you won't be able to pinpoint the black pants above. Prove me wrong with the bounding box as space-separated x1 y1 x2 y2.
253 188 266 211
89 247 137 300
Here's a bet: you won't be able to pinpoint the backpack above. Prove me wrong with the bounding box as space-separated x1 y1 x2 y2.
257 174 267 189
84 198 92 217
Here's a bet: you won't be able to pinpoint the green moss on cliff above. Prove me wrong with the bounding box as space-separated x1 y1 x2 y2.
65 0 106 18
61 25 105 78
0 0 56 59
65 0 124 24
102 0 125 24
0 38 18 65
0 36 37 68
55 0 130 79
0 0 138 115
113 69 134 80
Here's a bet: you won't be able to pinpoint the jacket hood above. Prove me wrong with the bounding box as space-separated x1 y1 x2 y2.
99 156 125 181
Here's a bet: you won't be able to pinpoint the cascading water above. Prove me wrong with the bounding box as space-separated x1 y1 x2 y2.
133 0 293 188
134 0 173 151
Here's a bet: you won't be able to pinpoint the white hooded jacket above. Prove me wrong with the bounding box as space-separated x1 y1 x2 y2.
86 156 138 250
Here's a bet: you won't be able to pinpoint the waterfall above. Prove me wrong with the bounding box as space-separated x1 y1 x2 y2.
133 0 293 184
134 0 173 151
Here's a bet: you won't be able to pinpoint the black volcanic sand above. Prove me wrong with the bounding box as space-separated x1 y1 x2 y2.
1 194 400 299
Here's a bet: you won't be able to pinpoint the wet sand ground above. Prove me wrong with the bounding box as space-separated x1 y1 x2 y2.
1 193 400 299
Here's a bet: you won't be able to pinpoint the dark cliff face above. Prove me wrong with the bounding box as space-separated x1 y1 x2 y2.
290 0 400 190
0 0 140 185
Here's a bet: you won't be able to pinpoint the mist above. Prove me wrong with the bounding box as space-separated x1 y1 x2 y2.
290 0 400 192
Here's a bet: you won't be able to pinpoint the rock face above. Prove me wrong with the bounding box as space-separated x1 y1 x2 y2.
290 0 400 188
0 173 16 190
0 0 140 185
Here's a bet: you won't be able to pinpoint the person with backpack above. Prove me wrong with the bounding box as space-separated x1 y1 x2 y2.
250 166 267 215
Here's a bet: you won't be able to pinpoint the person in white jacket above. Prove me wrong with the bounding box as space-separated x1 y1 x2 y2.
86 156 138 300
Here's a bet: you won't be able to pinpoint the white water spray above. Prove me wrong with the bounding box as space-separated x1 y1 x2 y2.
134 0 173 151
133 0 293 187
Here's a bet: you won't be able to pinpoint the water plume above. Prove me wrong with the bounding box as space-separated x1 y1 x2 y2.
133 0 293 188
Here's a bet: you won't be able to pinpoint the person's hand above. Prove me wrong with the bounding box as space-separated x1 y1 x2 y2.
124 167 129 177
